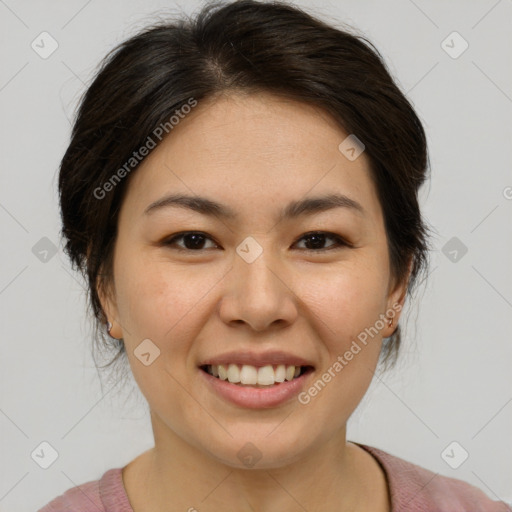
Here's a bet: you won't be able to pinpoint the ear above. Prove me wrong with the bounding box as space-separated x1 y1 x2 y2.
383 257 413 337
96 272 122 339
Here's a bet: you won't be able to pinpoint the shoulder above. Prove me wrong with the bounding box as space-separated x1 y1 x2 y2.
357 443 512 512
37 468 128 512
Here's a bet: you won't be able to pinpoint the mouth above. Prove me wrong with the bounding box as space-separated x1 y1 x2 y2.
199 363 314 388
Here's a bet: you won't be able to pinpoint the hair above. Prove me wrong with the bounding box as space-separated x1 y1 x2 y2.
58 0 431 387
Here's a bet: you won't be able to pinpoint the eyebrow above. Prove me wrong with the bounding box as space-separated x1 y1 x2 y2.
143 192 365 220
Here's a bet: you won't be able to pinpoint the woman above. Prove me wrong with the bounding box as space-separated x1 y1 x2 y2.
39 0 511 510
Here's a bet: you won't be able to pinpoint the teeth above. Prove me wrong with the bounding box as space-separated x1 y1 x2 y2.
257 365 275 385
207 364 304 385
275 364 286 382
240 364 258 385
218 364 228 381
227 364 241 383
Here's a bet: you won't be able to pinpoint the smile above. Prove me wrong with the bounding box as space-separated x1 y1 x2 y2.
201 363 312 387
199 364 315 408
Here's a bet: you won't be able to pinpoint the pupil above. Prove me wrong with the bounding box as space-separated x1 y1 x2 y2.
186 234 204 249
307 233 325 249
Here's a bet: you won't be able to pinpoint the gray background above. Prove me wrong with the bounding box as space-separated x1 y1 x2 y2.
0 0 511 510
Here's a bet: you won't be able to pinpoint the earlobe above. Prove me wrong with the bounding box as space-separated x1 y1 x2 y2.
384 289 405 338
385 259 412 336
106 320 122 340
96 275 122 339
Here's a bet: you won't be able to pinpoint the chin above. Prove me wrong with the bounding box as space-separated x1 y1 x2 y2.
201 427 311 470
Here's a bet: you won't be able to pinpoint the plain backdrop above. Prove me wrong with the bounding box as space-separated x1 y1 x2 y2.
0 0 511 510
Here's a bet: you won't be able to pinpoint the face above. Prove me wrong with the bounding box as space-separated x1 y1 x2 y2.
99 92 407 469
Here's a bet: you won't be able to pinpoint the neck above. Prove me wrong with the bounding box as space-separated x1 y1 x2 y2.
123 414 388 512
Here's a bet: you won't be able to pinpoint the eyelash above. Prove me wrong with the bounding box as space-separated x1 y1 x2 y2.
162 231 351 253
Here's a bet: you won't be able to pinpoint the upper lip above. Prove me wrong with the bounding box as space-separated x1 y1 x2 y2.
199 350 315 368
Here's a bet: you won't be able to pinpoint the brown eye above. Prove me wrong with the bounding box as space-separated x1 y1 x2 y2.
294 231 349 251
162 230 350 253
163 232 218 251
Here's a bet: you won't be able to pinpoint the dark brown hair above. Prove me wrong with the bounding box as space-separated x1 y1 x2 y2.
59 0 430 385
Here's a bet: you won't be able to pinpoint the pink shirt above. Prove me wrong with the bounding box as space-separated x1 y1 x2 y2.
38 443 511 511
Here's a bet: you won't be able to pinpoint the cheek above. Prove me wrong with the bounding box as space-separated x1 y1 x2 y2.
297 266 388 419
113 252 227 351
112 260 206 407
299 260 389 343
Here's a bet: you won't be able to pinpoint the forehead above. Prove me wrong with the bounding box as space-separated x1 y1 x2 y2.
119 92 381 224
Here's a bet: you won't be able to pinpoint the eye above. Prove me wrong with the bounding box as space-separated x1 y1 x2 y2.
293 231 350 251
162 230 350 252
163 232 218 252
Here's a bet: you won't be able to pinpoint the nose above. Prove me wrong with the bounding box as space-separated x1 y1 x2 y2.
218 240 299 332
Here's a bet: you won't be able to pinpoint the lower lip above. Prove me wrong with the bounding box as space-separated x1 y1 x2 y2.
199 368 312 409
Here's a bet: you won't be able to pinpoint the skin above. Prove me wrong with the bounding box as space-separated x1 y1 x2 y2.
98 91 409 512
